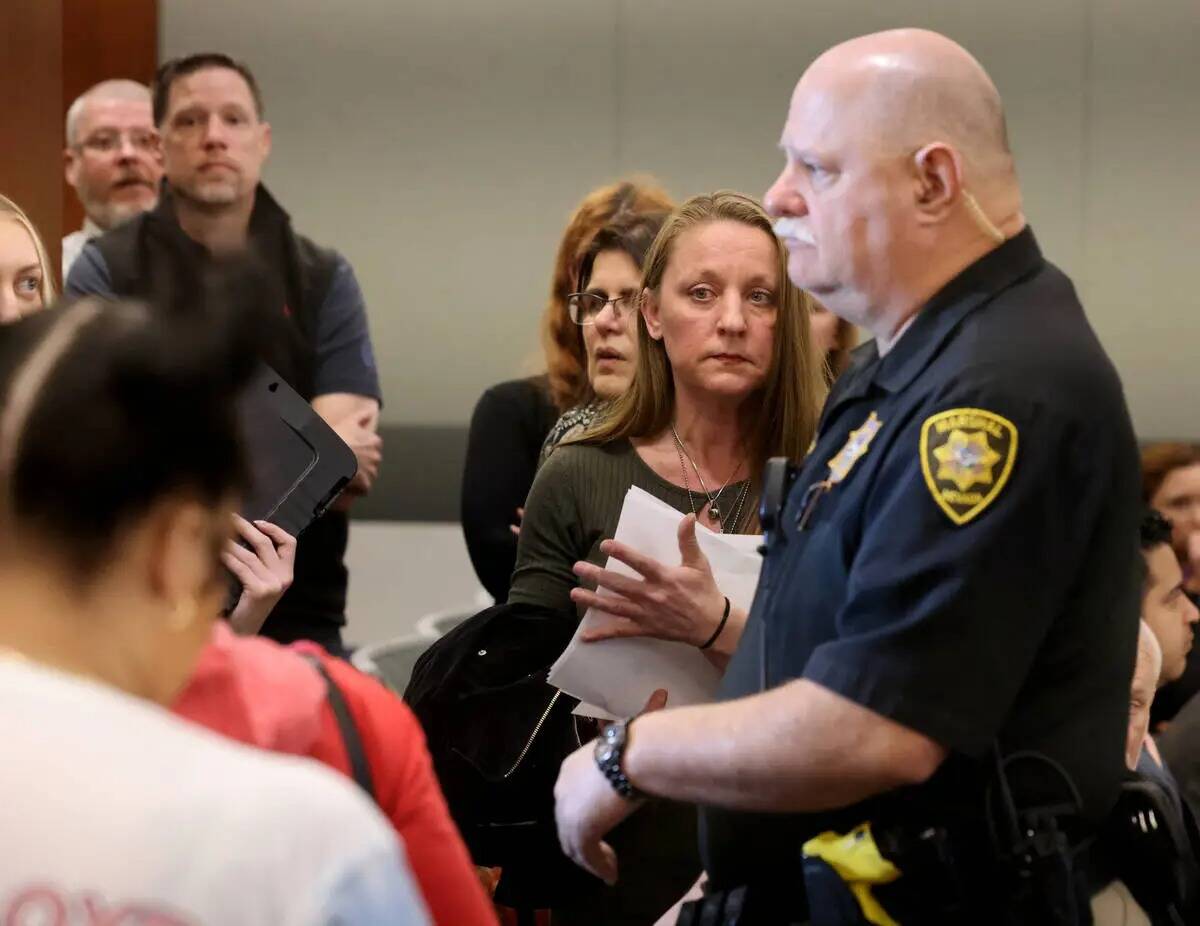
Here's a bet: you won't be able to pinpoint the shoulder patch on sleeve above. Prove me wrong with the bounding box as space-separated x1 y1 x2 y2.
919 407 1018 526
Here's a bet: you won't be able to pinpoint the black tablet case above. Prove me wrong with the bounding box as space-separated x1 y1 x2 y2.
236 363 359 535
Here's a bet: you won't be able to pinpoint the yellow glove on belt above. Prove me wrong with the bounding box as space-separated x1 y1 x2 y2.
802 823 902 926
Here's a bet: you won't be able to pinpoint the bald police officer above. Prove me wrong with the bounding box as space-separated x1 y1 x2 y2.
553 29 1141 924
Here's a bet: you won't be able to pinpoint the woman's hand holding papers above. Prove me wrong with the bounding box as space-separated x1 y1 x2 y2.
570 514 745 664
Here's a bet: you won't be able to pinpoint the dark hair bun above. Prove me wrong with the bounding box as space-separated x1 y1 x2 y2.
1 260 274 576
108 257 273 413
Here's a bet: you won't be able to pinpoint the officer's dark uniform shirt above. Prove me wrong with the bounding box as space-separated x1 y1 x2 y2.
703 228 1143 895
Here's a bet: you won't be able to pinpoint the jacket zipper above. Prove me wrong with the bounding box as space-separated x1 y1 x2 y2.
503 689 562 778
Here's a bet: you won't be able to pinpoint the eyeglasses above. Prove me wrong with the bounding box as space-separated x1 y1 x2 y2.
567 292 638 326
77 130 160 155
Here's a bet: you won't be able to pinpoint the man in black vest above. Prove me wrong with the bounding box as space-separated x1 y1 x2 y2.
67 54 382 656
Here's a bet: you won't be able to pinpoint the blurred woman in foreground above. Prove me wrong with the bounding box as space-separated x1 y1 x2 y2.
0 293 426 924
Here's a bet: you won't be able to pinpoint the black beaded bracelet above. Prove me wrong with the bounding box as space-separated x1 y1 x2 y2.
699 596 731 650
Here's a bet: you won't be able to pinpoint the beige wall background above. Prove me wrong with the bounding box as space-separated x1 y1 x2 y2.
162 0 1199 438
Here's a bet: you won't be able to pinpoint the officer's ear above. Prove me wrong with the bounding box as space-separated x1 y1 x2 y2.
641 287 664 341
911 142 964 226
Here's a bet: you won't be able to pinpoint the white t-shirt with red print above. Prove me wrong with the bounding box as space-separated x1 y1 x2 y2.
0 657 428 925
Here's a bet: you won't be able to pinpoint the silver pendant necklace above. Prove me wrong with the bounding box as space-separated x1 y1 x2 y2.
671 425 742 526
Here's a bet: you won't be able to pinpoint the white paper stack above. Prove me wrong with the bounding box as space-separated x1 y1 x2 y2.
548 486 762 719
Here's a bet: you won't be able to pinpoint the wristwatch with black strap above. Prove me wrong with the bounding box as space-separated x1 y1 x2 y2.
594 718 646 801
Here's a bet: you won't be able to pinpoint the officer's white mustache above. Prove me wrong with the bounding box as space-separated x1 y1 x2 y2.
772 217 815 246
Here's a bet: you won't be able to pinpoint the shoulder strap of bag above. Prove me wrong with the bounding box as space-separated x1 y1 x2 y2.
301 653 375 799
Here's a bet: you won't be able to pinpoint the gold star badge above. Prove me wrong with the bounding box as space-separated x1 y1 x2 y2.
827 412 883 485
920 408 1018 525
932 429 1003 492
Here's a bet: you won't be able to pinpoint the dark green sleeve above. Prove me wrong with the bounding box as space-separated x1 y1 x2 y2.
507 448 588 613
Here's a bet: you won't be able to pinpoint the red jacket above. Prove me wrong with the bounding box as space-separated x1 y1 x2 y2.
173 625 497 926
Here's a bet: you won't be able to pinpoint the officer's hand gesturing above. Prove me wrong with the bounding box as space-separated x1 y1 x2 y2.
570 514 733 650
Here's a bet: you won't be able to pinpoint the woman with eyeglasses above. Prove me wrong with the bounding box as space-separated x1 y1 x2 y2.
539 212 667 461
461 179 674 605
0 195 56 323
